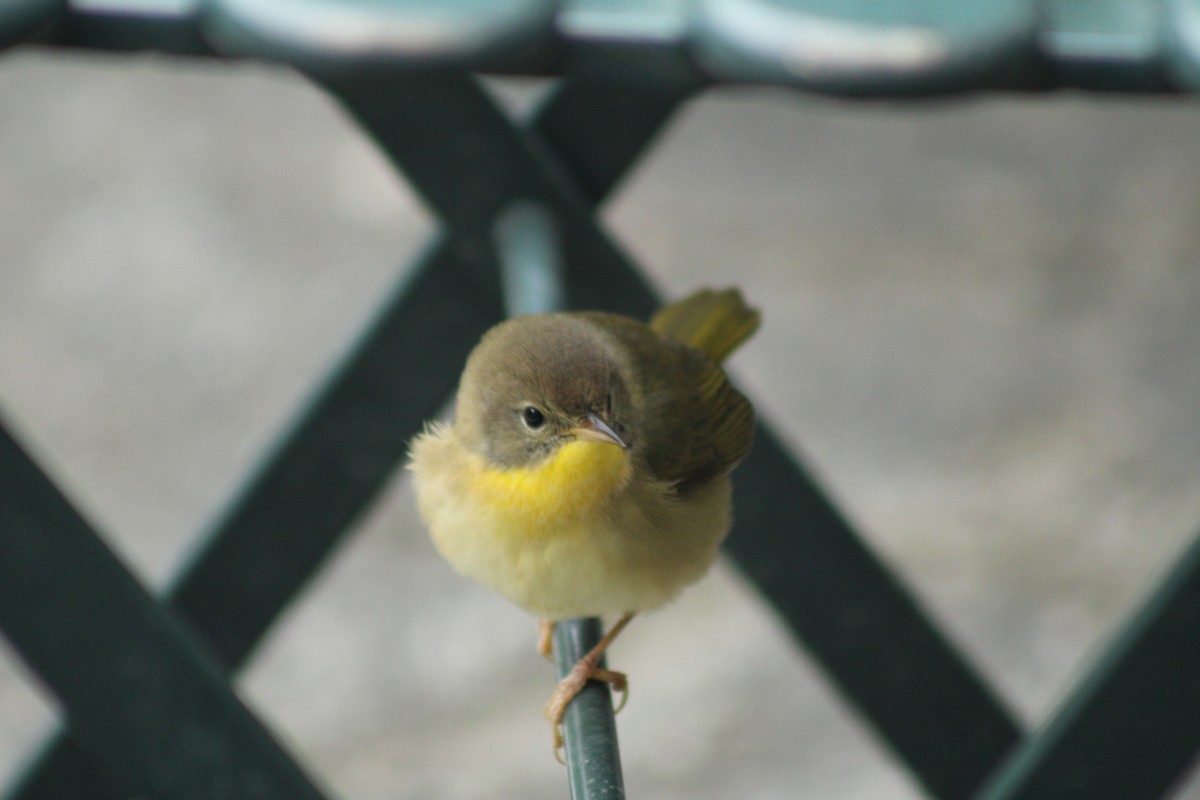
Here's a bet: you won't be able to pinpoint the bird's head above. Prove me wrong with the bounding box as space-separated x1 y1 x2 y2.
454 314 633 469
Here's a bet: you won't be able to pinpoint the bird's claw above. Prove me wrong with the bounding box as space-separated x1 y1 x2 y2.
545 660 629 761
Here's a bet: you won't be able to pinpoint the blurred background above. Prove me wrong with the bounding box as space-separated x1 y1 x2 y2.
1 49 1199 798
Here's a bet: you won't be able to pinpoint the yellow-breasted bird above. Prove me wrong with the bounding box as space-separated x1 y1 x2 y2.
408 287 759 754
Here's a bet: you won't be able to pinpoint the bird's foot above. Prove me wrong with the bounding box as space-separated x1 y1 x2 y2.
545 657 628 760
541 613 635 762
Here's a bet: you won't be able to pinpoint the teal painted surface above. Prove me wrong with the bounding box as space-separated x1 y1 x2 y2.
202 0 558 74
553 620 626 800
1041 0 1168 90
495 201 568 318
0 0 61 47
4 0 1200 92
1164 0 1200 88
692 0 1039 93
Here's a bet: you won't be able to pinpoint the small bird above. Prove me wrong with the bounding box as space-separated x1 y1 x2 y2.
408 288 759 754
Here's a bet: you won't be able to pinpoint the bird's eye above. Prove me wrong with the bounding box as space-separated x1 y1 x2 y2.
521 406 546 430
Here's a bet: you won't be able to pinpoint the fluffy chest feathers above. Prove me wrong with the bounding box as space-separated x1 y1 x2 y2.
408 425 729 618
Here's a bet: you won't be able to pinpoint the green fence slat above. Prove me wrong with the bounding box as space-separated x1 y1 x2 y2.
327 75 584 234
0 424 329 800
0 0 61 48
5 740 103 800
977 531 1200 800
553 620 626 800
528 81 699 206
327 74 661 321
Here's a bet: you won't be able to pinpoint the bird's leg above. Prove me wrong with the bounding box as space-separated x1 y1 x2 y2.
544 612 635 756
537 619 555 661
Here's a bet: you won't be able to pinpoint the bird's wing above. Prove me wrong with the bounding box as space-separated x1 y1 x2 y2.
658 350 755 494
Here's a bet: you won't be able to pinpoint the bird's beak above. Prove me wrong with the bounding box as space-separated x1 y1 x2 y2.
570 412 627 448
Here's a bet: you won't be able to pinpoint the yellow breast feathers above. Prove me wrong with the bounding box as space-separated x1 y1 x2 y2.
466 439 633 535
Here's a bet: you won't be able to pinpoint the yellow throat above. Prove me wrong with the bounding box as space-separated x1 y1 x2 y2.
467 439 632 536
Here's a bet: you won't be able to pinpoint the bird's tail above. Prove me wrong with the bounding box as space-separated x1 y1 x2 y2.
649 288 760 364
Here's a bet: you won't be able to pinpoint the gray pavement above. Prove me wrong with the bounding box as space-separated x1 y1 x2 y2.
1 50 1199 798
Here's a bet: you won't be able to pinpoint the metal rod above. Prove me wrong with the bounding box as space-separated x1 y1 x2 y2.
495 201 567 318
553 619 627 800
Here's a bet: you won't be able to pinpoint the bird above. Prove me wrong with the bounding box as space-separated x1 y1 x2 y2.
407 287 759 756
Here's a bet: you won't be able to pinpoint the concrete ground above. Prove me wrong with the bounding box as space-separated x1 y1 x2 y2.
1 49 1199 799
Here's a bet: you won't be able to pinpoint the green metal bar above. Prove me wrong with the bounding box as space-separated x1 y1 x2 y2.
976 531 1200 800
553 620 626 800
325 75 583 234
0 0 60 48
495 201 567 317
0 423 329 800
725 430 1022 799
327 74 663 323
527 81 701 206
